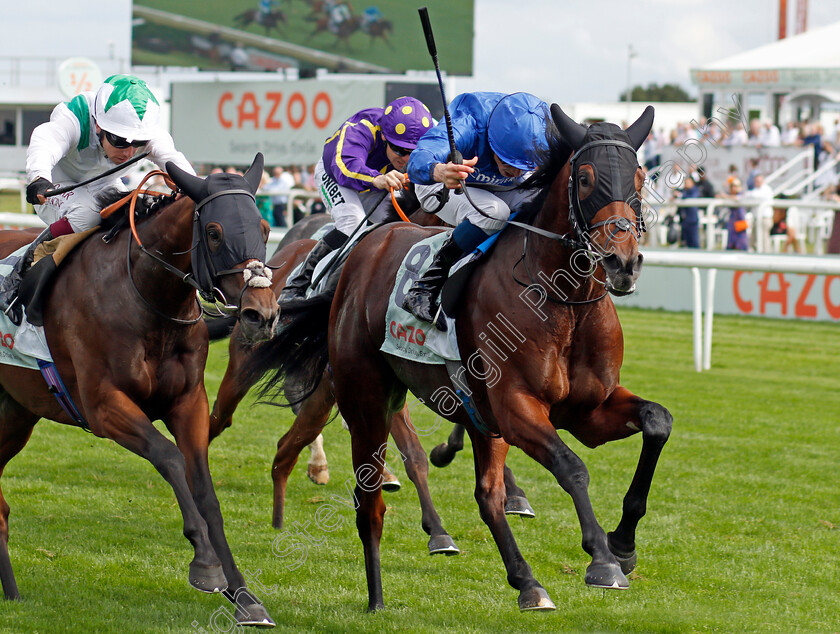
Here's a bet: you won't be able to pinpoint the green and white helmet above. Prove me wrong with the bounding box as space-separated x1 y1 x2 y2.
93 74 160 142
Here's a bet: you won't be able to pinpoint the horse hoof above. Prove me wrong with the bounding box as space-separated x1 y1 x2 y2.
505 496 535 518
428 534 460 555
429 443 454 468
584 562 629 589
381 470 401 492
607 532 637 574
189 561 228 593
306 463 329 485
518 586 556 611
235 601 276 628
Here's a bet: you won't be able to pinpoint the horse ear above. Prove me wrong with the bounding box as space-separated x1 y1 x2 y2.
625 105 655 150
243 153 265 194
550 103 587 149
166 161 205 202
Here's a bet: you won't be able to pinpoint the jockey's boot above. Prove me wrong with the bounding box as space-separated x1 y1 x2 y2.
0 227 54 326
277 229 347 304
401 234 464 332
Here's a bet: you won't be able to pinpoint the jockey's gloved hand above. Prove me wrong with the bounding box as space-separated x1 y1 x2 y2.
26 178 54 205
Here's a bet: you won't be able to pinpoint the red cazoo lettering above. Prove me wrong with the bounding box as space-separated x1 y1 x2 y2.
389 321 426 346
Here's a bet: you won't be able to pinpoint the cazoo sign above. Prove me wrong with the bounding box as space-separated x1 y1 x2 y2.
172 78 390 166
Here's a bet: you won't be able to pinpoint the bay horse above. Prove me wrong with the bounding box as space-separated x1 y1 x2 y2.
0 155 278 626
209 204 463 554
233 8 287 36
242 105 673 612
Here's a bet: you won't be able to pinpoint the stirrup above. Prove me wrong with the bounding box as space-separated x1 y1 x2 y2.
432 305 448 332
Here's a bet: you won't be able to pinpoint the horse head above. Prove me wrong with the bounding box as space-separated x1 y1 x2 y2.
551 104 653 296
167 154 278 342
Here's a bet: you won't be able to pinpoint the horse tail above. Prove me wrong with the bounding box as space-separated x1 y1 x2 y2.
204 315 237 341
241 296 332 407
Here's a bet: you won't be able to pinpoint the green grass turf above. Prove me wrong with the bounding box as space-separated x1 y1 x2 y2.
0 307 838 633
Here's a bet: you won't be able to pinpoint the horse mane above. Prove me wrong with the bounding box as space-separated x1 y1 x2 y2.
94 187 178 233
517 116 574 221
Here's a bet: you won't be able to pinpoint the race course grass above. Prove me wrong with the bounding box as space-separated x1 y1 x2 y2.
0 307 838 633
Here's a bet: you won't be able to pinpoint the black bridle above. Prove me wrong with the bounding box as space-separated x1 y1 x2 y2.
125 188 271 325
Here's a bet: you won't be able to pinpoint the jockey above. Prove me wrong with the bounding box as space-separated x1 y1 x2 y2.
258 0 277 23
0 74 194 324
277 95 433 303
402 91 549 331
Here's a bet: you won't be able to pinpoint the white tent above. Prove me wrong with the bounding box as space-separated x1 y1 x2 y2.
691 21 840 123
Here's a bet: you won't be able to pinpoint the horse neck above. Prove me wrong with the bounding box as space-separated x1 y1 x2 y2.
131 196 196 300
522 162 605 301
137 196 194 260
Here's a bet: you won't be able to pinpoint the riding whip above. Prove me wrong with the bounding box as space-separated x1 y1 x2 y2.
418 7 463 209
44 150 151 197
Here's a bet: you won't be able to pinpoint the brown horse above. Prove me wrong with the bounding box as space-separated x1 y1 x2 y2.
362 19 393 48
0 155 278 625
242 105 673 612
233 8 287 36
210 205 463 554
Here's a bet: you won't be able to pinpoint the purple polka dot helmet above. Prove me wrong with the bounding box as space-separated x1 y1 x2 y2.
381 96 433 150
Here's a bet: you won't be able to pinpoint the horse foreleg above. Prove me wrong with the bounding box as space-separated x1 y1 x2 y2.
0 395 37 600
469 431 554 611
429 423 465 467
496 393 628 593
272 376 334 530
584 387 672 574
390 406 459 555
96 391 226 595
171 387 274 627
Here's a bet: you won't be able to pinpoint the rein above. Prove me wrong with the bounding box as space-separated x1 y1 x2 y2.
110 170 271 325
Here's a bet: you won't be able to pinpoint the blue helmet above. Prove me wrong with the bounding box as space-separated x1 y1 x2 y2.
487 93 549 171
381 96 433 150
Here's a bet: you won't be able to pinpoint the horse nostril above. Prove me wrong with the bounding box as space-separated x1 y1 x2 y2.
240 308 265 328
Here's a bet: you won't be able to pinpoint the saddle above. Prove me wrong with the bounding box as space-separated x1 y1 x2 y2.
18 229 97 327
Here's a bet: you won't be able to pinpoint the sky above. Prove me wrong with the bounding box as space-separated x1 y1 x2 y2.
455 0 840 104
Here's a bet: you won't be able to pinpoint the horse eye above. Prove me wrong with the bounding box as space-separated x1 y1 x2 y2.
208 228 222 242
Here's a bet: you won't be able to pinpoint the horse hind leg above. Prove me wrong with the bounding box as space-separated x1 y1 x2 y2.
429 423 465 467
273 375 334 529
389 405 459 555
503 464 535 518
306 433 329 486
0 393 38 600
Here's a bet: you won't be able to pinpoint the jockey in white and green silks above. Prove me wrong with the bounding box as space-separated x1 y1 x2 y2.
25 73 194 237
1 74 195 325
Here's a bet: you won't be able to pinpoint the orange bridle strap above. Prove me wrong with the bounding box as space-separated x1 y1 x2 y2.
99 170 178 248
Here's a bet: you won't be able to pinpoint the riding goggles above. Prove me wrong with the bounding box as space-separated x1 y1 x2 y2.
102 130 148 149
387 141 411 158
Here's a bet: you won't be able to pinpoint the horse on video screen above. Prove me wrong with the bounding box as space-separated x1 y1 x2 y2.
0 155 277 626
241 105 673 612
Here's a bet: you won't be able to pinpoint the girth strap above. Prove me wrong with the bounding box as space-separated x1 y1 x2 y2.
37 359 90 432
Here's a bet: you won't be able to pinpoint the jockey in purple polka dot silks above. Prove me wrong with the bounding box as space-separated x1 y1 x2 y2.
277 95 433 303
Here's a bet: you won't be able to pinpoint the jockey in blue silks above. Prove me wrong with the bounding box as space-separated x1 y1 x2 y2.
403 91 549 330
277 95 434 303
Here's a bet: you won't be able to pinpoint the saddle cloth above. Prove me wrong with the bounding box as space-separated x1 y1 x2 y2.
381 231 462 364
0 229 97 366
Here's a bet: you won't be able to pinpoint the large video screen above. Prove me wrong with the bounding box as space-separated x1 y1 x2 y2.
132 0 473 76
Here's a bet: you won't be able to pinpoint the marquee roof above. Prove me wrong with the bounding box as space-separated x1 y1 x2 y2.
691 21 840 91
